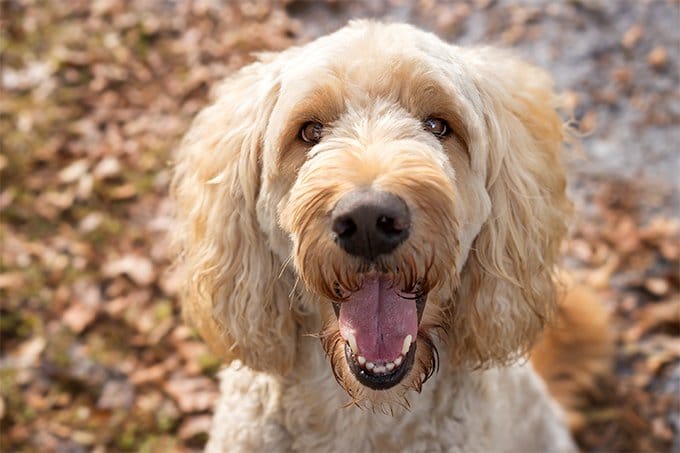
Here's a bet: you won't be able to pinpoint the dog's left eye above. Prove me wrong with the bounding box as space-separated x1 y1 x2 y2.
300 121 324 144
423 118 449 137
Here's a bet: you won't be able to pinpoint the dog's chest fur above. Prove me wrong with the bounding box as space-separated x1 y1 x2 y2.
206 337 575 452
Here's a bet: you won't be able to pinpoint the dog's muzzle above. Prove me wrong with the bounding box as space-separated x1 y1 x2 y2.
329 190 428 390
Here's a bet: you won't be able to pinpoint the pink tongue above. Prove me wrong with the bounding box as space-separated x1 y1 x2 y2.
338 276 418 362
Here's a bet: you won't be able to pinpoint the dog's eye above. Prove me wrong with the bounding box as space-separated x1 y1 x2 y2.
300 121 324 144
423 118 449 137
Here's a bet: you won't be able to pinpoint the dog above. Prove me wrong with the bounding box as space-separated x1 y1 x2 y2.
171 21 611 452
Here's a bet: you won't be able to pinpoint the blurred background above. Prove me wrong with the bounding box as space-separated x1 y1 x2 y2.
1 0 678 451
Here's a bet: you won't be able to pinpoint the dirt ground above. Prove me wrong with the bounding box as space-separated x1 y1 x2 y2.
1 1 678 451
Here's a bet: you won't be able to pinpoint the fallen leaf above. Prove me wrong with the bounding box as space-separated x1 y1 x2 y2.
579 110 598 134
130 363 168 385
648 47 668 70
58 159 90 183
163 377 218 413
97 380 135 410
6 337 46 369
78 212 103 233
585 254 619 290
177 415 212 440
624 299 680 342
107 183 137 200
644 278 670 297
621 24 644 49
0 272 25 290
62 303 99 333
105 289 152 317
42 190 75 210
93 156 121 180
102 255 156 286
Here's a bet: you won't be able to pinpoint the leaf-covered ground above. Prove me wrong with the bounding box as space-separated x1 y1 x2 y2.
1 1 678 452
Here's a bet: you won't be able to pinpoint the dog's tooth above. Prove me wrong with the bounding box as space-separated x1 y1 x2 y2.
357 355 366 366
366 361 375 370
394 356 403 367
373 365 386 374
401 335 413 356
347 333 359 354
386 362 395 371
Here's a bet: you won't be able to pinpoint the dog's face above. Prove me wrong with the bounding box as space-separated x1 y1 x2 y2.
259 25 494 402
173 21 571 410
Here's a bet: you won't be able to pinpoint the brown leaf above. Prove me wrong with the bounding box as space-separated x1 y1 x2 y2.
8 425 28 443
606 215 641 255
644 278 670 296
41 190 75 210
621 24 644 49
78 212 103 233
62 303 99 333
0 272 25 290
58 159 90 183
625 299 680 342
652 416 674 441
107 183 137 200
97 380 135 410
163 377 218 413
640 217 680 240
177 415 213 440
104 289 152 317
62 281 101 333
648 46 669 70
7 337 46 369
579 110 598 134
612 67 633 88
584 254 620 290
130 362 169 385
102 255 156 286
93 156 121 180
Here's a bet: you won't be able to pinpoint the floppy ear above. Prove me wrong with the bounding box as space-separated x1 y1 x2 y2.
449 49 573 368
171 59 297 374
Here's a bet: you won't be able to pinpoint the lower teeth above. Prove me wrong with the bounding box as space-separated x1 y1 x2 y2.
352 352 403 375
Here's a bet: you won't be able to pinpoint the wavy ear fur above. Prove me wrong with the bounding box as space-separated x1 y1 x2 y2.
449 49 573 367
171 59 297 374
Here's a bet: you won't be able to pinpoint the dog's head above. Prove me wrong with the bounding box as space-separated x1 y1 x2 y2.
172 21 571 408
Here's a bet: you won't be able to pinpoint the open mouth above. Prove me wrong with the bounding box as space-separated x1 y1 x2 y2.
333 274 427 390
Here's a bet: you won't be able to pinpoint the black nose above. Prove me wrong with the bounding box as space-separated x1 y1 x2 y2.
331 190 410 260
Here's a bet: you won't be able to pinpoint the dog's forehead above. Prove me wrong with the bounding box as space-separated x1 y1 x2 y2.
279 22 451 96
266 22 475 136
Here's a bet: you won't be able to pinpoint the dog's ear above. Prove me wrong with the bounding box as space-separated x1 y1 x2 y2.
449 49 573 367
171 59 297 374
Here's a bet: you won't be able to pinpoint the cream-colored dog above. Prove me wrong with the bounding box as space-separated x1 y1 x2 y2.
172 21 607 452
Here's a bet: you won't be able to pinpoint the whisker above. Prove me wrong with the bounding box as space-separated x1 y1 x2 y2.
278 254 293 279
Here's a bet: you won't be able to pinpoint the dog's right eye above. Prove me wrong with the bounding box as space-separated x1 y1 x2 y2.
300 121 324 144
423 118 449 138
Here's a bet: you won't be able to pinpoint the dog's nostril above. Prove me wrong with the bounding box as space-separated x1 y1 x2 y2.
333 217 357 238
376 215 404 236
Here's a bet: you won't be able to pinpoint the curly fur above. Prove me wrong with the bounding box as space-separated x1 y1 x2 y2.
172 21 580 452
